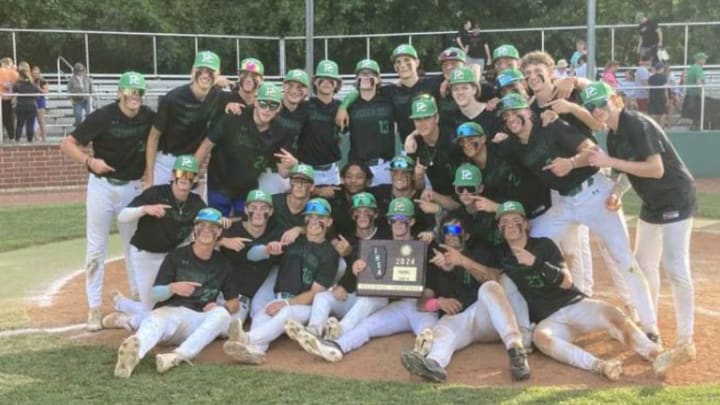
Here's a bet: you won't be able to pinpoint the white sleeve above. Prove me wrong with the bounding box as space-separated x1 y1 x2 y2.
118 206 145 223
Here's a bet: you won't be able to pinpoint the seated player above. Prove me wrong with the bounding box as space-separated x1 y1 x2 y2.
113 208 240 378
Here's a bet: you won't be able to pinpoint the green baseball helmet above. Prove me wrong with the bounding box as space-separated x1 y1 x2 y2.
454 164 483 187
119 71 146 90
389 155 415 172
409 95 438 119
580 81 614 107
173 155 199 173
246 189 273 207
498 93 530 115
496 68 525 89
493 44 520 61
386 197 415 217
239 57 264 76
193 51 221 71
455 122 486 140
195 208 223 225
284 69 310 87
448 66 476 86
391 44 418 61
496 200 526 219
256 83 282 103
315 59 340 80
355 58 381 75
439 47 467 63
304 198 332 217
289 163 315 183
351 192 377 210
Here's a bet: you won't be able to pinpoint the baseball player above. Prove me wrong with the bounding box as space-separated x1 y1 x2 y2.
60 71 154 331
222 198 340 364
104 155 207 331
259 69 311 194
220 189 283 324
494 201 676 380
297 60 343 186
400 212 530 382
145 51 226 187
195 83 292 217
113 208 240 378
233 57 265 106
344 59 396 187
289 197 445 363
315 161 375 239
496 92 661 343
268 163 316 244
583 81 698 369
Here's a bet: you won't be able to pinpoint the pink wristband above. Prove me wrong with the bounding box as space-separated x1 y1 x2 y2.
424 298 440 312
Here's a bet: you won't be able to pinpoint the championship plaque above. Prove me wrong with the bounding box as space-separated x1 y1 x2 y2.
356 240 427 298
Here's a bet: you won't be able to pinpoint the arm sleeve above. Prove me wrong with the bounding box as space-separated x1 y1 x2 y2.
339 89 359 110
247 245 271 261
632 118 665 159
71 109 108 145
117 206 145 223
151 285 172 302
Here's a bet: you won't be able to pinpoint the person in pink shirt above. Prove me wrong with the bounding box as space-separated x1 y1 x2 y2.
602 60 620 89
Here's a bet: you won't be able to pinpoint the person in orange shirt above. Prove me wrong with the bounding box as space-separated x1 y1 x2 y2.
0 57 20 140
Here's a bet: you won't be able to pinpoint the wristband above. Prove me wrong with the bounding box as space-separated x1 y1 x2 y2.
424 298 440 312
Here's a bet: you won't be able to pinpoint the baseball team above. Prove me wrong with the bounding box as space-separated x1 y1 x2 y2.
60 43 697 382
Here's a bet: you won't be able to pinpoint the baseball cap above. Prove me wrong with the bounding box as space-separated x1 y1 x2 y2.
495 68 524 89
315 59 340 80
195 208 223 225
409 95 438 119
351 192 377 210
173 155 199 173
694 52 709 61
386 197 415 217
118 71 146 90
580 81 614 107
493 44 520 60
246 189 273 207
439 47 467 64
391 44 418 62
304 198 332 217
496 200 526 219
289 163 315 183
497 93 530 115
256 83 282 103
389 155 415 172
284 69 310 88
456 122 486 140
453 164 482 187
355 58 381 75
448 66 476 86
239 58 264 76
193 51 220 71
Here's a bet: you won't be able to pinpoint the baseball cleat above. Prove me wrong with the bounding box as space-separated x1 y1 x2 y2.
284 319 305 342
223 341 265 365
520 324 535 354
596 359 623 381
646 332 664 350
400 349 447 382
413 328 434 356
508 347 531 381
156 352 191 374
227 319 248 344
322 317 341 340
86 308 103 332
297 330 343 362
653 342 696 376
102 311 132 331
114 335 141 378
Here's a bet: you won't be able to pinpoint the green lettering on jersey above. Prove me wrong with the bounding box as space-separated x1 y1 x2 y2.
526 274 544 288
253 155 267 170
302 267 314 285
378 120 390 135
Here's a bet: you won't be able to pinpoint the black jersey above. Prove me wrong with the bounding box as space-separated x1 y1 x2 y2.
347 93 396 162
271 100 309 153
530 91 596 141
274 236 339 295
338 226 393 293
410 128 462 197
373 187 436 236
206 108 277 198
502 119 598 195
381 76 442 142
432 244 498 311
72 102 154 181
153 245 238 312
154 84 223 155
221 223 282 298
298 97 341 165
607 110 697 224
496 237 584 323
268 193 307 233
128 185 206 253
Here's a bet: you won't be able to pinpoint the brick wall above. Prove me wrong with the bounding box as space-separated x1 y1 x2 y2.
0 144 89 190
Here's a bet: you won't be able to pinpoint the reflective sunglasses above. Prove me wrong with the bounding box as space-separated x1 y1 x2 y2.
390 159 412 171
305 201 331 216
455 185 478 194
388 214 411 224
456 125 484 139
121 88 145 97
173 170 197 182
442 224 463 236
257 100 281 111
585 99 609 112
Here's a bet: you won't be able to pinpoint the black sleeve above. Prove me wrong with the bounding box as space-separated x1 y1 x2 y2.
536 238 565 268
220 259 242 300
314 246 340 289
153 250 179 286
153 94 170 132
128 186 160 208
71 108 109 145
632 117 665 160
207 113 229 144
554 120 590 155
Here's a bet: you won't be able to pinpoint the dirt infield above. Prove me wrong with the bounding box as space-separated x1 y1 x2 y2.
25 231 720 388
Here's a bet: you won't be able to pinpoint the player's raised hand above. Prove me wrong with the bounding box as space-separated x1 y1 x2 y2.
274 148 299 169
511 247 536 266
414 199 440 214
221 217 234 229
491 131 509 143
265 241 284 256
430 248 451 271
224 102 244 116
171 281 201 297
220 237 252 252
352 259 367 275
546 98 575 115
470 195 498 213
417 231 435 243
333 235 352 257
404 131 419 153
439 243 465 267
540 109 560 127
89 158 115 174
485 97 500 111
143 204 171 218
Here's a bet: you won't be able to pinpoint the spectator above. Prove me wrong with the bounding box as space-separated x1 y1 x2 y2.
635 55 652 112
466 23 492 69
12 62 40 143
574 55 587 78
553 59 569 78
618 69 638 110
682 52 708 130
455 19 472 54
0 57 19 140
68 62 92 125
649 62 670 128
32 66 49 142
569 39 587 70
636 12 663 64
601 60 621 89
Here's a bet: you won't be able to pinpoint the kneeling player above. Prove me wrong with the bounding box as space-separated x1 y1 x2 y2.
113 208 240 378
400 213 530 382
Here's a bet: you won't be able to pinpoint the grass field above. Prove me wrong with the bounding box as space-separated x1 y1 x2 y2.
2 198 720 403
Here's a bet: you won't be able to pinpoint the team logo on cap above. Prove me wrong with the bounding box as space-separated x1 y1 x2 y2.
201 52 216 63
179 156 194 168
128 74 140 85
452 69 465 80
461 169 473 180
322 62 335 72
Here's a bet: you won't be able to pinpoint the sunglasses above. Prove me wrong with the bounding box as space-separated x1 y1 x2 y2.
390 160 412 170
585 99 609 112
456 126 484 139
455 185 478 194
121 89 145 97
442 224 463 236
305 201 331 216
388 215 411 225
257 100 281 111
173 170 197 182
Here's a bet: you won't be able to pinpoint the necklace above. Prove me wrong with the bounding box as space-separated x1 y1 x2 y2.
424 144 438 167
